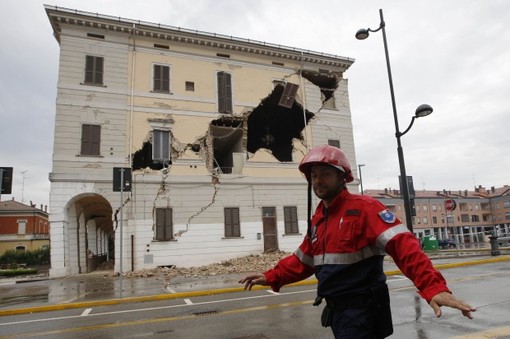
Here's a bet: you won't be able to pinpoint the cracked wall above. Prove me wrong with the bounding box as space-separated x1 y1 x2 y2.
131 69 341 172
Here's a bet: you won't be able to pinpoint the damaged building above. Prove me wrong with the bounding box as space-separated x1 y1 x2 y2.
45 5 358 277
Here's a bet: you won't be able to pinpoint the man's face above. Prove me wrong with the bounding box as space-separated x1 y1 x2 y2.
310 164 345 205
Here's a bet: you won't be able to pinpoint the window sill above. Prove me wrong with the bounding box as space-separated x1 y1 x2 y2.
151 90 173 95
222 236 244 240
76 154 104 158
80 82 107 87
152 239 178 242
282 233 302 237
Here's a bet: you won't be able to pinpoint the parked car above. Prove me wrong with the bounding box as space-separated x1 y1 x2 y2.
438 239 457 249
497 236 510 247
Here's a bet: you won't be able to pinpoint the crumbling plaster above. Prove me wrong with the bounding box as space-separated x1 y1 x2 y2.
131 69 343 173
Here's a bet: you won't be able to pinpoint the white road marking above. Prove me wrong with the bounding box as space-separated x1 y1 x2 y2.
183 298 193 305
165 286 177 293
80 308 92 316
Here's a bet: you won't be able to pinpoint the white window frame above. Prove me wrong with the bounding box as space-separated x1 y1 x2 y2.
17 219 27 235
153 129 170 164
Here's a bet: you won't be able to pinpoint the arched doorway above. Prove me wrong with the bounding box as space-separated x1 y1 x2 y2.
51 194 113 275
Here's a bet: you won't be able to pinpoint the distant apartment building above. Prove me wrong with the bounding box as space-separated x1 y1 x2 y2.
0 199 49 255
364 185 510 243
45 6 358 276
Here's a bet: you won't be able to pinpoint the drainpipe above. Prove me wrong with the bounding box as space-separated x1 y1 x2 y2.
300 51 310 149
129 23 136 170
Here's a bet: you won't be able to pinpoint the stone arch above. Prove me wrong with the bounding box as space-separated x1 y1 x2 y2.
50 193 113 276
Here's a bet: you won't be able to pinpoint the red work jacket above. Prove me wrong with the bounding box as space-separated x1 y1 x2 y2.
264 189 450 302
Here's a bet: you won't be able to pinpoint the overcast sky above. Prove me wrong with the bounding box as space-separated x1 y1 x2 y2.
1 0 509 207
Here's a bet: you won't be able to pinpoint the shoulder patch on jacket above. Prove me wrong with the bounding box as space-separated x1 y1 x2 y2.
346 209 360 216
378 209 396 223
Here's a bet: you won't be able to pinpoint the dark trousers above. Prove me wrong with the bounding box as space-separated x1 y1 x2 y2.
322 284 393 339
330 307 375 339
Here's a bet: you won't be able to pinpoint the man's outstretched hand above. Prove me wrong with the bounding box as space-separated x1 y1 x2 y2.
239 273 267 290
429 292 476 319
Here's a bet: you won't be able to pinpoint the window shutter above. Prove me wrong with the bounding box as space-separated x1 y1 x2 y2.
162 65 170 92
225 207 240 237
217 72 232 113
85 56 94 83
90 125 100 155
225 207 232 237
154 65 170 92
95 57 103 84
165 208 173 240
155 208 173 240
154 65 161 91
81 124 101 155
284 206 298 234
232 207 240 237
224 73 232 113
290 207 298 233
85 56 103 84
156 208 165 240
278 83 299 108
284 207 291 234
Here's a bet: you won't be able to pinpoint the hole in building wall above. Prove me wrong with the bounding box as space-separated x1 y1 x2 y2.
246 84 314 162
210 117 244 174
300 69 341 102
132 141 171 171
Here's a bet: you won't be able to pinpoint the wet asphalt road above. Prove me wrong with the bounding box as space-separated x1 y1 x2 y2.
0 259 509 338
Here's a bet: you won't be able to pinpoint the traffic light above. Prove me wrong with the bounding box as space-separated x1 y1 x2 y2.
113 167 132 192
0 167 13 194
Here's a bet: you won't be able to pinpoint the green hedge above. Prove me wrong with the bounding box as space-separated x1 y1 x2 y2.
0 268 38 276
0 247 50 266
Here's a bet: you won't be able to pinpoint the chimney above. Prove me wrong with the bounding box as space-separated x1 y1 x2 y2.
464 190 468 196
491 186 495 193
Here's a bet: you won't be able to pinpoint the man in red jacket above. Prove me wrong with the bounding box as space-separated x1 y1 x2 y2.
240 144 475 338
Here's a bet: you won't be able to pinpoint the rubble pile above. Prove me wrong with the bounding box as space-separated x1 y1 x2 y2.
124 250 291 279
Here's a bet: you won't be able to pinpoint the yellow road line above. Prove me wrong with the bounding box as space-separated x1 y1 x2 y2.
450 326 510 338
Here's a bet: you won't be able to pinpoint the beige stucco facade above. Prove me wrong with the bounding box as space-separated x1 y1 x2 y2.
45 6 358 277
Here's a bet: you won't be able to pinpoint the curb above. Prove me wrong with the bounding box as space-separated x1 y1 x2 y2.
1 255 509 317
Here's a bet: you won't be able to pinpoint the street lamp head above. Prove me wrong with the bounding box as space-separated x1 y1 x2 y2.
355 28 370 40
415 104 433 118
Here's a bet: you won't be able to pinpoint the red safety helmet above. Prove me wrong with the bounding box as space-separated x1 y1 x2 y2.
299 144 354 183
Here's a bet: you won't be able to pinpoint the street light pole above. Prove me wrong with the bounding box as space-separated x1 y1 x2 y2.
358 164 365 195
356 9 433 235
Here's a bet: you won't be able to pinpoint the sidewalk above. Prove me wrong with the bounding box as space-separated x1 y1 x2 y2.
1 253 509 316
